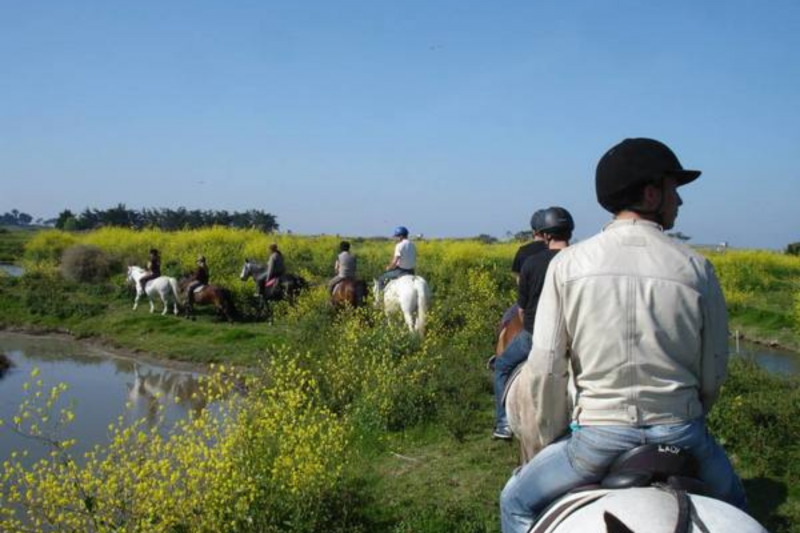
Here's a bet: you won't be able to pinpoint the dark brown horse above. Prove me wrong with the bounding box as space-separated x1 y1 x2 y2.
330 278 367 308
181 280 236 322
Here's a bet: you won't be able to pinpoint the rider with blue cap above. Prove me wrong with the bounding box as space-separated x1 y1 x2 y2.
376 226 417 295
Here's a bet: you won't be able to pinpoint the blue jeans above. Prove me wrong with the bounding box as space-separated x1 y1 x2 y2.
494 330 532 429
377 267 414 292
500 417 747 533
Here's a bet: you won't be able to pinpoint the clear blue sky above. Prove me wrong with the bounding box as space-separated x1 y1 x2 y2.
2 1 798 248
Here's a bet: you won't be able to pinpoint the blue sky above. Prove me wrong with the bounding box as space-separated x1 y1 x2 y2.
1 1 798 248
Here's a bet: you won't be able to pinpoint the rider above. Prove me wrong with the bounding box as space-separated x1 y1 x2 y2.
262 243 286 295
499 138 746 532
328 241 357 294
512 209 548 284
185 255 209 312
376 226 416 294
492 207 573 441
139 248 161 293
494 210 548 353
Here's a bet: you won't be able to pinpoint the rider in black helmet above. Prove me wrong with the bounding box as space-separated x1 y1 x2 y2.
493 206 574 441
499 139 746 532
139 248 161 293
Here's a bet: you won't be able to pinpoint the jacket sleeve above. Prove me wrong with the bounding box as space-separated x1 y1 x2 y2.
700 261 729 413
527 259 571 445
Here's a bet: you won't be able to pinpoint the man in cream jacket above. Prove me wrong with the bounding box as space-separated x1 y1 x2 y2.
500 138 746 533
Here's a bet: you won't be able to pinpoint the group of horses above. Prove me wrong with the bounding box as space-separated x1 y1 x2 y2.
126 259 432 334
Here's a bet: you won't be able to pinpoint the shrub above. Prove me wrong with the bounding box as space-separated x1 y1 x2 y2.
786 242 800 256
60 245 111 283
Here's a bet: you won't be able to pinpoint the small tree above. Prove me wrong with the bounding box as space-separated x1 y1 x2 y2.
786 242 800 256
60 245 111 283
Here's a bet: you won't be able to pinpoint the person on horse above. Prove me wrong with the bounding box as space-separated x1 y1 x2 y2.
328 241 356 294
376 226 417 295
494 210 549 352
185 255 209 314
492 206 573 441
139 248 161 293
262 243 286 296
499 138 746 532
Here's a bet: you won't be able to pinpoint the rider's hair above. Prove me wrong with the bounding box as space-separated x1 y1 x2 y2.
339 241 350 252
269 243 279 253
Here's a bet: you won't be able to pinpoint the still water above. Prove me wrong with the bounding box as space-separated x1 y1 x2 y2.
0 332 205 463
0 264 24 277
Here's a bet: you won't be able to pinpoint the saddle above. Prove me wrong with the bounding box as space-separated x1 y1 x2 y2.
531 445 709 533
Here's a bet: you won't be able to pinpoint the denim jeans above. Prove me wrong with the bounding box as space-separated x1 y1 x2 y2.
494 329 532 429
500 417 747 533
377 267 414 292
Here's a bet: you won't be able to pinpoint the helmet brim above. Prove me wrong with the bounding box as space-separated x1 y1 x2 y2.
669 169 701 186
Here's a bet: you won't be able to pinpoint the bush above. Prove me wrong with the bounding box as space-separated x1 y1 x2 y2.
786 242 800 256
20 271 106 319
60 245 111 283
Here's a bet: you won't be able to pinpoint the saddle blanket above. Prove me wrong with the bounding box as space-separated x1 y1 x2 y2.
192 284 206 294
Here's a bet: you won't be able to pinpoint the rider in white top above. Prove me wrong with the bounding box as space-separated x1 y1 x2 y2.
377 226 417 293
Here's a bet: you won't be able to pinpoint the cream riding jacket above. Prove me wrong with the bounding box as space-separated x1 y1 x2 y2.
526 219 729 442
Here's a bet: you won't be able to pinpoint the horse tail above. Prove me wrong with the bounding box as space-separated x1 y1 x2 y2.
414 277 430 336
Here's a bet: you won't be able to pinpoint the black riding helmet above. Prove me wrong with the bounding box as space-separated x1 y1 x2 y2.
539 207 575 235
596 138 701 213
529 209 546 233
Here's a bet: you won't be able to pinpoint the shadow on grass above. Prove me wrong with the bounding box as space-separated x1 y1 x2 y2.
744 477 789 532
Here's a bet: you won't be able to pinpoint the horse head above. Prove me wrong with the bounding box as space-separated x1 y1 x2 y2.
240 259 252 281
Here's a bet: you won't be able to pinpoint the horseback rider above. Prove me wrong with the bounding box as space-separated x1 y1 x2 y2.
185 255 209 312
328 241 357 294
512 210 548 284
499 138 746 532
495 210 549 349
376 226 417 294
262 243 286 296
139 248 161 293
492 207 573 441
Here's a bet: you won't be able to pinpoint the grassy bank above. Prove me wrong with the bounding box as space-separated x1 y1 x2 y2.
1 228 799 532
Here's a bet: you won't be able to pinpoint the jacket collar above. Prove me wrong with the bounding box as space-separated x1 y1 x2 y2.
603 218 664 232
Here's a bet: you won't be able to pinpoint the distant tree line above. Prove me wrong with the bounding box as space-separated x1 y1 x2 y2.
0 209 47 226
54 204 279 233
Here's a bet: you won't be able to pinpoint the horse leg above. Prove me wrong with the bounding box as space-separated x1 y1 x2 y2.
133 290 141 311
149 291 155 313
161 293 169 316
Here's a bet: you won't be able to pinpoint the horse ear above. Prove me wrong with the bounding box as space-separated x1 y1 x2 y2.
604 512 635 533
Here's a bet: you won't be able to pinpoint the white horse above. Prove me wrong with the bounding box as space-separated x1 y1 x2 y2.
374 275 431 335
529 486 766 533
126 266 180 316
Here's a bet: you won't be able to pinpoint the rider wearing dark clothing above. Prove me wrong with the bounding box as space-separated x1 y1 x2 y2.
139 249 161 293
512 240 547 279
493 208 573 441
517 249 559 334
186 256 209 309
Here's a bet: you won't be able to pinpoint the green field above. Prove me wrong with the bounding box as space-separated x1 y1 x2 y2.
1 228 798 532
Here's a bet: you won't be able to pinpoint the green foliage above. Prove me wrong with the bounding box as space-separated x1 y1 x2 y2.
19 270 107 319
60 245 112 283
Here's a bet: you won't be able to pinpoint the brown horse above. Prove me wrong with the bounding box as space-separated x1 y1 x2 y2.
181 280 236 322
330 278 367 308
496 307 524 356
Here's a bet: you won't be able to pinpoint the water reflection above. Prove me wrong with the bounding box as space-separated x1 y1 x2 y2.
731 340 799 376
0 263 24 277
0 333 205 464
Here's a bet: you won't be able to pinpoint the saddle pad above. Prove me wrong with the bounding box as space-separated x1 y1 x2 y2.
265 278 278 288
192 285 206 294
